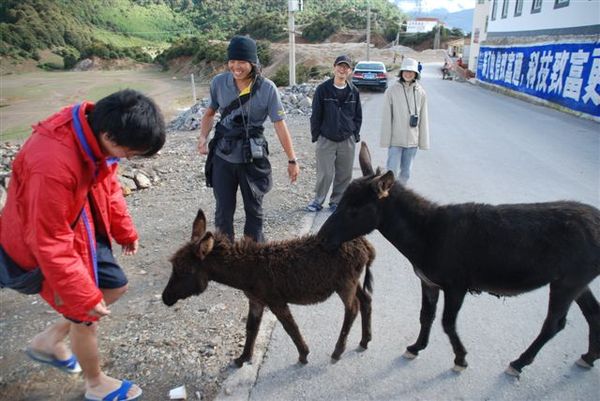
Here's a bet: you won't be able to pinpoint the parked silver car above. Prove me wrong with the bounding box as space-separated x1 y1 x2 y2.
352 61 388 91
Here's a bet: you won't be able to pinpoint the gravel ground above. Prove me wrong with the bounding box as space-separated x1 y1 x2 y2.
0 115 317 401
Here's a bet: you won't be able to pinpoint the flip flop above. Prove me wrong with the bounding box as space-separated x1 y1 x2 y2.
84 380 142 401
25 347 82 374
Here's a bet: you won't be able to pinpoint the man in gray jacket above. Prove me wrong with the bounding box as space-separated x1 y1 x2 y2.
306 55 362 212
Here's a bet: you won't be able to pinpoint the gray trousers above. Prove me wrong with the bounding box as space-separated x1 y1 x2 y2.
312 136 356 206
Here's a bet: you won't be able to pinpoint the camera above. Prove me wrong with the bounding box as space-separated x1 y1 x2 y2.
249 137 265 159
409 114 419 127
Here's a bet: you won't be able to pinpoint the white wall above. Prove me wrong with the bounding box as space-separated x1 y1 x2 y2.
488 0 599 33
468 0 490 70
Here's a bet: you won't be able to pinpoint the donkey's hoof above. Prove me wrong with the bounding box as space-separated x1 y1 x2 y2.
575 358 593 369
359 340 369 350
452 364 466 373
233 357 249 368
298 355 309 365
504 365 521 377
402 350 418 360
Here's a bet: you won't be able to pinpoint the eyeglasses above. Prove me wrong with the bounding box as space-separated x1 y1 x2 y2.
336 64 351 70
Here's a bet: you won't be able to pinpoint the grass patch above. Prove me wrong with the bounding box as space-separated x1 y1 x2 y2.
85 81 153 101
91 29 166 49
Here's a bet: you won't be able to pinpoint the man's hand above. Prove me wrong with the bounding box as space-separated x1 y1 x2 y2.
88 299 111 318
121 240 138 256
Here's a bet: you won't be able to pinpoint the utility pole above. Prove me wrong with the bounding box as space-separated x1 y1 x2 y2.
288 0 299 86
366 1 371 61
190 73 197 104
433 23 441 50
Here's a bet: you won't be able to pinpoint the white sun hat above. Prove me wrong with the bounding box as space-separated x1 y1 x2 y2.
400 57 419 74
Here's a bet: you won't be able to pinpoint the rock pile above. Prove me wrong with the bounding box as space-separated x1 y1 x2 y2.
279 83 316 115
0 142 19 210
167 83 318 131
167 98 210 131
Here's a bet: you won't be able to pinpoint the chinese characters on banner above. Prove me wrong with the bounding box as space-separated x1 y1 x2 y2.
477 43 600 117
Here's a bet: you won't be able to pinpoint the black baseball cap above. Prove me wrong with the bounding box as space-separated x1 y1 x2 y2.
334 55 352 67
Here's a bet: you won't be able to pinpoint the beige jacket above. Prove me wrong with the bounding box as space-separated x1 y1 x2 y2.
380 80 429 149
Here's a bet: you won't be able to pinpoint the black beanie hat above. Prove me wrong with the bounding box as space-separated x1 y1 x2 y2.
228 36 258 64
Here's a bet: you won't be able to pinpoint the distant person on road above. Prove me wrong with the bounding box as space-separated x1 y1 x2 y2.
380 57 429 184
306 54 362 213
418 61 423 74
0 89 166 401
198 35 299 242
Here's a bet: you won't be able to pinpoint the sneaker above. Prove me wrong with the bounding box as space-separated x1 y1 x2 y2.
305 201 323 212
329 203 337 212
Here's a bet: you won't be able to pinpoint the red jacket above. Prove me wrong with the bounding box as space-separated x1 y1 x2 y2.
0 102 138 321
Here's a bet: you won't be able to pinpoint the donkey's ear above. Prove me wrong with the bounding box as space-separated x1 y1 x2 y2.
359 142 375 176
192 209 207 241
195 232 214 260
374 171 395 199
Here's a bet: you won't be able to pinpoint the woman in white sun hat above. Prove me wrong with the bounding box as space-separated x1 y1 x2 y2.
380 57 429 184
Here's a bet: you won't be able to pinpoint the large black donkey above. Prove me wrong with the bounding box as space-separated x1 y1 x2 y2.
318 142 600 377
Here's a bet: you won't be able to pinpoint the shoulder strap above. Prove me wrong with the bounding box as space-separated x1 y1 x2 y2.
220 76 263 121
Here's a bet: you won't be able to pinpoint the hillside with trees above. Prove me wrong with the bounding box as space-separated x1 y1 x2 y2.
1 0 409 72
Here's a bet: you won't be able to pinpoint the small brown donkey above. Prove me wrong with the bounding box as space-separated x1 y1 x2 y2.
162 209 376 366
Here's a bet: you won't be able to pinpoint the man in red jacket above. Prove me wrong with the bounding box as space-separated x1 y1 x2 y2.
0 89 165 401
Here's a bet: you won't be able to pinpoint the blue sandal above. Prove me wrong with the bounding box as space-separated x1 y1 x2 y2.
84 380 142 401
305 201 323 212
25 347 82 374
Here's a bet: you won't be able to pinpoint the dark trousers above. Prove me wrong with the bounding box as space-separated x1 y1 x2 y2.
212 155 272 243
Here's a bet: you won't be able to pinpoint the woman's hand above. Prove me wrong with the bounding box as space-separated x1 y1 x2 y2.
288 162 299 183
198 136 209 155
198 107 216 155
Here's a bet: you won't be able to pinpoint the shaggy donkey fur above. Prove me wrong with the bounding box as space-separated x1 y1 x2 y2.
162 209 376 366
318 142 600 377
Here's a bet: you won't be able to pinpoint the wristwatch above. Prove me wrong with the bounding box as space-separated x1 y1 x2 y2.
288 159 297 164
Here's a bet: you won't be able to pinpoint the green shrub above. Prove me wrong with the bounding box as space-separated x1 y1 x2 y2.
38 61 63 71
238 13 285 42
271 64 316 87
63 53 78 69
302 16 340 43
256 41 272 67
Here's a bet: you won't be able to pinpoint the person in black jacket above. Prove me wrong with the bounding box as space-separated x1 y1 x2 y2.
306 55 362 212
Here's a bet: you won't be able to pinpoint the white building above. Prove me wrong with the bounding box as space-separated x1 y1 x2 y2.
474 0 600 120
486 0 598 36
468 0 490 71
406 18 439 33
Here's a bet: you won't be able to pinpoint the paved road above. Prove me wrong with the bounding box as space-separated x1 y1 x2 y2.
220 63 600 401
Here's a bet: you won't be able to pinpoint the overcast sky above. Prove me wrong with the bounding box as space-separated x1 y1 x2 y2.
395 0 476 13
